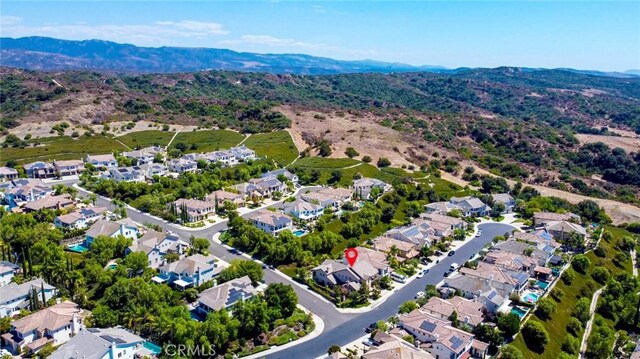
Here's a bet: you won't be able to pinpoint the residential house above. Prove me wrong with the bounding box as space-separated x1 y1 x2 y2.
23 161 56 179
1 301 83 355
0 278 57 319
458 262 530 294
54 207 107 230
84 219 139 247
413 218 454 240
0 167 18 182
84 154 118 169
0 261 19 287
424 201 458 215
250 177 287 197
399 310 487 359
373 236 420 260
262 168 298 185
533 211 580 227
545 220 587 241
53 160 85 177
196 275 258 315
206 190 246 208
385 223 433 247
419 213 467 230
421 296 485 328
108 166 146 183
492 239 552 266
169 158 198 173
512 230 561 252
122 146 164 165
245 209 293 235
491 193 516 213
23 194 75 212
229 145 256 162
312 247 390 291
127 230 190 269
139 162 169 178
174 198 216 222
442 276 508 314
449 196 491 217
1 179 52 206
152 254 224 290
362 339 435 359
50 327 147 359
282 199 325 221
301 187 354 210
352 177 390 200
200 150 238 167
483 251 538 274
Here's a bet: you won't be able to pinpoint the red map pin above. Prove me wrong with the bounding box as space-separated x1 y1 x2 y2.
345 248 358 267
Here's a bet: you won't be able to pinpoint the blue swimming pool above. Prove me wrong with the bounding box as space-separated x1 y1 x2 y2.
537 280 549 290
523 293 540 303
143 341 162 354
293 230 306 237
66 243 89 253
511 306 528 319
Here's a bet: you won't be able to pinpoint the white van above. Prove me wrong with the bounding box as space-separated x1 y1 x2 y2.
449 263 459 271
391 272 407 283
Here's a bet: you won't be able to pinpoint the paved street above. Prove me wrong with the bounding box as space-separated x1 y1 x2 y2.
72 183 514 358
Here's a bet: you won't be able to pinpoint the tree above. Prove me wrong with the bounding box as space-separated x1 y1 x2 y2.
218 259 263 286
572 297 591 324
490 203 506 218
591 267 610 284
567 317 582 336
398 300 418 314
329 170 342 184
191 236 210 254
345 147 359 158
498 344 524 359
561 335 579 355
535 298 556 320
572 254 591 274
377 157 391 168
522 321 549 353
473 323 503 349
448 310 459 327
362 155 372 163
264 283 298 319
124 252 148 274
328 345 341 354
497 312 521 337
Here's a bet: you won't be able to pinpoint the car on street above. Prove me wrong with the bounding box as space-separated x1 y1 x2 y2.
417 271 424 279
448 250 455 256
415 291 425 299
365 322 378 333
476 230 482 237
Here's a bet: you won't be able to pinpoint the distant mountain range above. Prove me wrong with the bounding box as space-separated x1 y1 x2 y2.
1 36 638 77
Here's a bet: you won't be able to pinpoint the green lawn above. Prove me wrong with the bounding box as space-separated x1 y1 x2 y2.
243 131 298 165
293 157 360 169
169 130 245 153
512 225 632 358
1 135 128 164
117 130 174 149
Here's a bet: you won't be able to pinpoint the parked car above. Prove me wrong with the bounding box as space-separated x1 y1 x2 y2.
365 322 378 333
417 271 424 279
415 291 425 299
448 250 455 256
476 230 482 237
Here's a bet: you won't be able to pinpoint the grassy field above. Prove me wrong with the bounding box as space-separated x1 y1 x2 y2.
169 130 245 153
244 131 298 165
293 157 360 169
512 225 632 358
0 135 129 164
117 130 174 149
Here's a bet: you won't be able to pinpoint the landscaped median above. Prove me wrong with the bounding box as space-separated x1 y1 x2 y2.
511 225 635 359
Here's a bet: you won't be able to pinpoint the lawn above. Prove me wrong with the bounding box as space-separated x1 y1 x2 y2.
293 157 360 169
1 135 129 164
243 131 298 165
169 130 245 153
117 130 174 149
511 225 632 358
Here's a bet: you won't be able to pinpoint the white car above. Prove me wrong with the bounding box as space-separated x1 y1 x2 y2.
475 231 482 237
417 271 424 279
415 291 425 299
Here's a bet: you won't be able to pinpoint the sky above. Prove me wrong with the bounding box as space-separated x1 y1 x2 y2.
1 1 639 71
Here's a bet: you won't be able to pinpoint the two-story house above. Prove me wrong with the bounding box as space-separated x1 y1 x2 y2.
449 196 491 217
196 276 258 315
169 158 198 173
352 177 390 200
108 166 146 183
0 167 19 182
53 160 85 177
152 254 224 290
23 161 56 179
50 327 147 359
206 190 246 209
23 194 75 212
245 209 293 235
300 187 354 210
122 146 164 165
1 179 52 207
54 207 108 230
174 198 216 222
85 154 118 169
0 278 57 319
282 199 325 221
84 219 139 247
491 193 516 213
229 145 256 162
0 261 19 287
261 169 298 186
126 230 190 269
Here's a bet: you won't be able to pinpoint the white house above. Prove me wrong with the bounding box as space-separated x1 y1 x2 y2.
53 160 85 177
0 167 18 182
261 169 298 185
152 254 225 290
84 219 139 247
139 162 169 178
245 209 293 235
122 146 164 165
127 230 190 269
169 158 198 173
301 187 354 210
449 196 491 217
229 145 256 161
85 154 118 169
282 199 325 221
492 193 516 213
196 275 258 315
1 301 83 355
352 177 390 199
50 327 148 359
0 278 57 319
107 166 146 183
23 161 56 179
0 261 19 287
174 198 216 222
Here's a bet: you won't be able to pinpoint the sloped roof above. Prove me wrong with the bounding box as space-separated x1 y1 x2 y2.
0 278 55 304
246 209 292 227
11 301 80 333
50 327 144 359
362 338 434 359
159 254 217 276
197 275 257 311
24 194 74 211
421 296 484 326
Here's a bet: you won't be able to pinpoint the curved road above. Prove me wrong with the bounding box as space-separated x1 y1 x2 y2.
72 183 514 358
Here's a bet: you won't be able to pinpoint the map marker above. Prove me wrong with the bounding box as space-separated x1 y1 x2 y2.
345 248 358 267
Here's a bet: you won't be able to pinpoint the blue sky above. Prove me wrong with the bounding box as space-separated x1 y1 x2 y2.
1 1 639 71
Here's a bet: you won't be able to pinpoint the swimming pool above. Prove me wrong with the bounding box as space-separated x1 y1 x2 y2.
523 292 540 303
107 264 117 270
143 341 162 354
293 229 306 237
537 280 549 290
511 306 528 319
66 243 89 253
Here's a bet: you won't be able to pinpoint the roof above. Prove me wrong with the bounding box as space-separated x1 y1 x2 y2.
54 160 84 168
262 168 295 180
492 193 514 204
79 206 108 217
400 310 473 352
533 211 579 222
207 190 243 202
419 213 465 227
175 198 214 211
245 209 292 227
353 177 387 188
493 239 548 260
122 146 163 158
512 231 559 249
197 275 258 311
11 301 80 333
159 254 218 276
421 296 484 326
85 154 116 163
0 278 55 304
50 327 144 359
24 194 74 211
424 201 456 214
459 262 529 287
362 339 435 359
546 220 587 236
0 260 20 275
450 196 487 210
373 236 419 253
443 275 507 298
0 167 18 175
283 199 324 213
355 246 389 271
85 220 122 238
484 251 538 271
23 161 54 170
56 211 83 225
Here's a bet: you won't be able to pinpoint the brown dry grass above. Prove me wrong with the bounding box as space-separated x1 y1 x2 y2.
575 134 640 153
